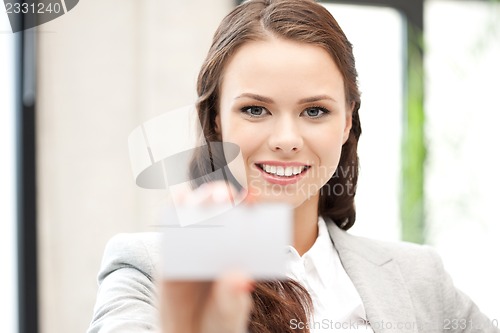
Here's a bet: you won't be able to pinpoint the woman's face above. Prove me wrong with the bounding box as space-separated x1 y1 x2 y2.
216 37 352 208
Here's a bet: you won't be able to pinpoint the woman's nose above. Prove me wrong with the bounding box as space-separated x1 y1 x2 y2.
267 117 304 153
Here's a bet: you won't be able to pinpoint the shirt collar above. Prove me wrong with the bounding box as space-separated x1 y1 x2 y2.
304 216 339 286
286 216 340 287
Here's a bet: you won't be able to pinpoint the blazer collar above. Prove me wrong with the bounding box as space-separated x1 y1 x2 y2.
325 220 419 333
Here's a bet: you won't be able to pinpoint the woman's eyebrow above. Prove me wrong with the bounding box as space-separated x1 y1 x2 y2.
234 93 337 104
234 93 274 103
298 95 337 104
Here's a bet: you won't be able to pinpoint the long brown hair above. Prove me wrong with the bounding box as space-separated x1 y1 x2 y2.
190 0 362 331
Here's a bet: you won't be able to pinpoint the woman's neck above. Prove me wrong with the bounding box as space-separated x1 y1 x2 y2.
292 193 320 256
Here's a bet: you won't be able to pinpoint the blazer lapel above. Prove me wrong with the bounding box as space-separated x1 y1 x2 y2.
326 221 419 333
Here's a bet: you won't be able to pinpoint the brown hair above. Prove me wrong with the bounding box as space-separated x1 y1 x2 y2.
191 0 362 331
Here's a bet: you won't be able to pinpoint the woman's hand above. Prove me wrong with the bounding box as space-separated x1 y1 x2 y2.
161 271 254 333
160 182 255 333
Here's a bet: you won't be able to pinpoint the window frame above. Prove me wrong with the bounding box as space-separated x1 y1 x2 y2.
14 18 39 333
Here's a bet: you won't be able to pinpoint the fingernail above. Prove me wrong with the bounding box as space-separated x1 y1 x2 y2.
221 271 254 294
237 280 255 293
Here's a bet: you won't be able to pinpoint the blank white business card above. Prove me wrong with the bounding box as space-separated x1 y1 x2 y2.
160 203 293 280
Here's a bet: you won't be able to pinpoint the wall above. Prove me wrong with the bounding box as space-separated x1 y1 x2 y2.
36 1 232 332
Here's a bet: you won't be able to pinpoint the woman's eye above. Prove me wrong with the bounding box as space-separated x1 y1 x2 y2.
241 106 268 117
302 107 329 118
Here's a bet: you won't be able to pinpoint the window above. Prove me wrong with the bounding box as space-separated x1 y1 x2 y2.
425 0 500 318
322 3 405 241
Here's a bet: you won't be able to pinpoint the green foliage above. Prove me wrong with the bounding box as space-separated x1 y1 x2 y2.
400 24 426 244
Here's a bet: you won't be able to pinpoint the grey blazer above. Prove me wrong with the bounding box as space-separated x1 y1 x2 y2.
87 221 499 333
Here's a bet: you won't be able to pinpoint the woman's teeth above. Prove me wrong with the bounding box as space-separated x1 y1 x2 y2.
259 164 307 177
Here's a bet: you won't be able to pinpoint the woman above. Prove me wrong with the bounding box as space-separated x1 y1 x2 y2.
88 0 498 332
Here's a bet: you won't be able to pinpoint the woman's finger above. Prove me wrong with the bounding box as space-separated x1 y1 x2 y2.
160 280 212 333
201 271 254 333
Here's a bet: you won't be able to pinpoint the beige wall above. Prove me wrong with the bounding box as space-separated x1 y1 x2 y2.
37 1 232 332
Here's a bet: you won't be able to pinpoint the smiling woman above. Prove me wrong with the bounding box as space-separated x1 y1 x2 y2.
87 1 499 333
216 37 352 212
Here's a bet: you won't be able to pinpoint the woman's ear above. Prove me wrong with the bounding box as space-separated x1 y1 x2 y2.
342 102 354 144
214 113 222 139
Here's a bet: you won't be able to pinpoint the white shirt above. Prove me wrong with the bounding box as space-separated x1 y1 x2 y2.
286 217 374 332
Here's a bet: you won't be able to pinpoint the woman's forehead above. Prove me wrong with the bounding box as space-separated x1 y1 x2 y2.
220 38 345 103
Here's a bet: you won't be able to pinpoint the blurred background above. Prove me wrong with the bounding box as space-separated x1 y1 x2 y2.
1 0 499 332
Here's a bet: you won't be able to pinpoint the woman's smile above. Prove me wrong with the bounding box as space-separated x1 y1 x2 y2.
254 161 311 185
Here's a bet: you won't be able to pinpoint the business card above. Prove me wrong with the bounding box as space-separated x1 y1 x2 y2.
160 203 292 280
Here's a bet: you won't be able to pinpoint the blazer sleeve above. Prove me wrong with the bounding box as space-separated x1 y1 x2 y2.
428 246 499 333
87 233 161 333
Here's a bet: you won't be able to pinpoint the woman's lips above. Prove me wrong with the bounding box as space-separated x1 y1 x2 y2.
255 163 310 185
